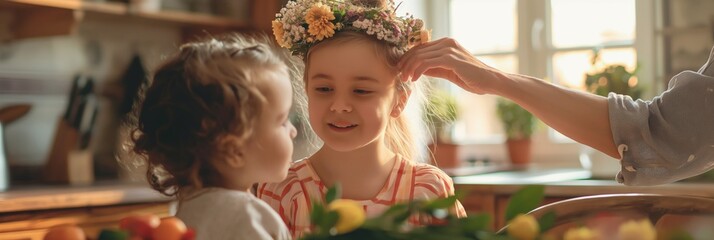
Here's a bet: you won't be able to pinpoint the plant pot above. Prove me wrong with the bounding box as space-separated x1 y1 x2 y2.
428 143 460 169
506 138 532 165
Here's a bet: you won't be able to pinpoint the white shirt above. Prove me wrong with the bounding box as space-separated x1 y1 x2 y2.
176 188 291 240
609 46 714 186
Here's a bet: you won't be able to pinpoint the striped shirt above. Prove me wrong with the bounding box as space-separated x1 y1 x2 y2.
256 157 467 239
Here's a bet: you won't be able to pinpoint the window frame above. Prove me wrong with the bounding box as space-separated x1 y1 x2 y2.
425 0 658 162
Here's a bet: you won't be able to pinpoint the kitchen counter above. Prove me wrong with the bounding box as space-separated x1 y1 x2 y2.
450 166 714 228
455 178 714 198
0 182 171 214
450 165 714 198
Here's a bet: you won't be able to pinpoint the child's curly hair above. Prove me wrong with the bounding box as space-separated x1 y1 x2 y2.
128 34 302 197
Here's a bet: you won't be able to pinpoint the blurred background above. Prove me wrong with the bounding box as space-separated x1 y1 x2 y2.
4 0 713 181
1 0 714 238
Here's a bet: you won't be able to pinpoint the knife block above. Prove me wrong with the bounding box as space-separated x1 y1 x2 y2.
44 118 94 185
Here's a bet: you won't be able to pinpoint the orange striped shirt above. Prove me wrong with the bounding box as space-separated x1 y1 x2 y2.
256 157 467 239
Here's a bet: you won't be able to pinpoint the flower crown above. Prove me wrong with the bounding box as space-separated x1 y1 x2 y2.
272 0 431 58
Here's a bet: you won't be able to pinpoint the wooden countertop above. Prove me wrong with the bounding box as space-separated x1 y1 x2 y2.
454 172 714 198
0 182 171 213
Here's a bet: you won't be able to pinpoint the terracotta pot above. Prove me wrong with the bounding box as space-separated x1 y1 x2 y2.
506 138 532 165
428 143 459 169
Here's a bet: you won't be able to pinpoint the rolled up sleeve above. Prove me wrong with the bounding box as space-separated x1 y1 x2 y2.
609 70 714 185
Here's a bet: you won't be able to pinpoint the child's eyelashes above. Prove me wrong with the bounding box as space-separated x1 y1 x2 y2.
312 87 374 95
353 89 373 95
314 87 333 93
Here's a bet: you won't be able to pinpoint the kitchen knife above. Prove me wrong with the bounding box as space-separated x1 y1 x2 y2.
71 78 94 129
63 75 83 122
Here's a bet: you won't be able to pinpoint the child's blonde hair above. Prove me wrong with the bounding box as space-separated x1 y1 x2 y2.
128 34 302 197
303 31 427 162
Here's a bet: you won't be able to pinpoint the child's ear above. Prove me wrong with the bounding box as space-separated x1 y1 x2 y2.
391 88 412 117
225 153 247 168
218 136 247 168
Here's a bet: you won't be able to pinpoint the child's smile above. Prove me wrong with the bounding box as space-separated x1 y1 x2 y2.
328 121 359 132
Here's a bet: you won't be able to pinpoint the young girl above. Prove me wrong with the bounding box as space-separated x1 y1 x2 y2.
257 0 466 238
129 34 298 240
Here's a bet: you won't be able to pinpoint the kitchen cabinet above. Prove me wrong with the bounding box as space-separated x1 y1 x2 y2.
455 185 566 230
0 0 283 41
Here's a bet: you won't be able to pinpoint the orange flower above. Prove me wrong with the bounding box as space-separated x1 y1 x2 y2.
408 29 431 48
272 20 290 48
305 3 336 41
420 29 432 44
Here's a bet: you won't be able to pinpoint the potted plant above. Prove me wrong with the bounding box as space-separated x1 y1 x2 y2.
582 49 643 178
496 98 536 165
585 49 642 99
424 89 460 168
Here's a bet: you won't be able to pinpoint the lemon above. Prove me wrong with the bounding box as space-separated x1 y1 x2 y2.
564 226 598 240
507 214 539 240
327 199 366 234
618 219 656 240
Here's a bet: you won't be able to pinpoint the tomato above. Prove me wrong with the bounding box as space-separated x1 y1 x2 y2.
151 217 187 240
119 214 160 238
181 228 196 240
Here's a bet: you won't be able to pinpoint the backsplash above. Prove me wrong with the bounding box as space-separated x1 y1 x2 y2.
0 19 181 172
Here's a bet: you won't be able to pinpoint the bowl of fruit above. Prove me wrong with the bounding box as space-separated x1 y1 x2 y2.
43 214 195 240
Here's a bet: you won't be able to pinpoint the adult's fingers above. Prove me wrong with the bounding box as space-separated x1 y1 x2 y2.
399 38 454 69
401 38 447 60
410 56 454 82
401 49 448 81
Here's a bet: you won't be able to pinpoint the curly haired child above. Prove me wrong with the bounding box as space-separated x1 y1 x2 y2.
130 34 299 240
257 0 467 238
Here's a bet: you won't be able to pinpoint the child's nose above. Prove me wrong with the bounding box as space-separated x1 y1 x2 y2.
329 96 352 113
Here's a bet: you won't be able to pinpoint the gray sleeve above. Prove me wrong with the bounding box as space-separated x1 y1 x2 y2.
609 68 714 186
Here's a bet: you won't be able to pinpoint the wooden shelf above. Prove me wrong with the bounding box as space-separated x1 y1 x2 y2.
78 1 127 15
133 9 250 29
1 0 252 40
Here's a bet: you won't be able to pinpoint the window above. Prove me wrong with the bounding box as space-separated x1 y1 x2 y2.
446 0 639 144
449 0 518 143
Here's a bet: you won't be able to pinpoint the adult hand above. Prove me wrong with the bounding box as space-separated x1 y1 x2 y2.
398 38 506 95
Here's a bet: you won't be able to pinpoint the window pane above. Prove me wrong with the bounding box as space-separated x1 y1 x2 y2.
450 0 517 54
550 0 635 48
395 1 427 20
453 55 517 142
552 48 636 91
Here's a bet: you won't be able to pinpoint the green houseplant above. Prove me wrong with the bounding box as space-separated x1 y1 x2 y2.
496 98 536 165
585 49 642 100
424 89 460 168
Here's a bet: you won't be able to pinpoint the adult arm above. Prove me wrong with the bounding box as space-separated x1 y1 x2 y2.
399 38 619 158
